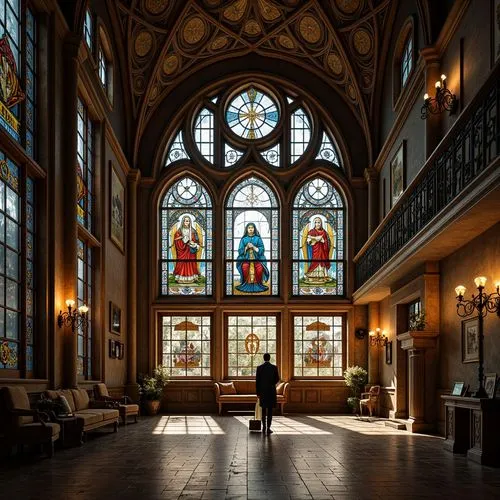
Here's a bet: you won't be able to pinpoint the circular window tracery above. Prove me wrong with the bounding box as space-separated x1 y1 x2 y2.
225 86 279 140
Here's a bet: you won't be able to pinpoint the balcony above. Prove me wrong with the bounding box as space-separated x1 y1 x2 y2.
354 64 500 303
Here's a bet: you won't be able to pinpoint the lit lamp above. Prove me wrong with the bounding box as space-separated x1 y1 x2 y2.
421 74 458 119
455 277 500 398
369 328 388 347
58 299 89 332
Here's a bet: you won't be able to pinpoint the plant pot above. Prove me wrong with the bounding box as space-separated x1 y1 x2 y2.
144 400 161 416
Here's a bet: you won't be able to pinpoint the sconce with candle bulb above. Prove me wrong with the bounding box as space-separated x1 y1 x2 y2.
369 328 388 347
58 299 89 332
454 277 500 398
421 74 458 119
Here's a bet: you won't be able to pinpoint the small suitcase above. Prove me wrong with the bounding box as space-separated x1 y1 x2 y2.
249 401 262 431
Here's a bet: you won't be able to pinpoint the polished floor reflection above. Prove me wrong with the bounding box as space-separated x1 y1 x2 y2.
1 415 500 499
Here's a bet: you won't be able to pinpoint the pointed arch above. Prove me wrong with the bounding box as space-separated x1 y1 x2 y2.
159 175 213 296
291 176 346 296
224 175 279 296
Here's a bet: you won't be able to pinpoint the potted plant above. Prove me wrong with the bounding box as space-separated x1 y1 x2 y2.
344 365 368 413
409 311 426 331
139 365 170 416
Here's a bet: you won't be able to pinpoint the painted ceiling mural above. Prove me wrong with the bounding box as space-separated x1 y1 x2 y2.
115 0 392 155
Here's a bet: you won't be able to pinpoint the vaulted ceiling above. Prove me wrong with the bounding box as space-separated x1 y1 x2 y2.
111 0 397 163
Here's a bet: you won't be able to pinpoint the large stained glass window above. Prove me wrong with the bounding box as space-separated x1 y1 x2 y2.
160 177 212 296
225 177 278 296
77 239 92 379
0 1 37 156
161 315 211 377
77 98 94 232
0 150 35 375
292 178 345 296
293 315 344 377
226 86 279 140
227 315 277 377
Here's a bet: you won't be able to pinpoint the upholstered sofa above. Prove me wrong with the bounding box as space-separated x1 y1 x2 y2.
94 383 139 425
214 380 290 415
44 389 119 436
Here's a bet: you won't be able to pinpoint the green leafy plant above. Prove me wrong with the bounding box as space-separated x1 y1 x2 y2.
409 311 426 331
344 365 368 400
139 365 170 401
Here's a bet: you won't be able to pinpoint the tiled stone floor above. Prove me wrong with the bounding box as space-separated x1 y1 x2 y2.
1 414 500 499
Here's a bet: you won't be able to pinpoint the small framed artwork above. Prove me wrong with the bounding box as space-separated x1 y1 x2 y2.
451 382 465 396
390 141 405 207
462 317 479 363
110 302 121 335
492 0 500 66
484 373 497 398
385 341 392 365
109 339 116 359
110 163 125 253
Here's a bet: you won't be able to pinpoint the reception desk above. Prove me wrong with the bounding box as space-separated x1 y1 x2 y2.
441 395 500 466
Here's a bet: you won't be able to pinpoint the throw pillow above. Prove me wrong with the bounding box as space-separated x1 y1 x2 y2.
58 395 73 416
219 382 237 395
276 382 285 395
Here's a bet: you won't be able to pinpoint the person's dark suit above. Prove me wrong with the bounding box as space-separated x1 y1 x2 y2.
256 360 280 432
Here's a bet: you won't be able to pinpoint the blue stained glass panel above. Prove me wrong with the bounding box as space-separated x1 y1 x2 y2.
26 345 33 371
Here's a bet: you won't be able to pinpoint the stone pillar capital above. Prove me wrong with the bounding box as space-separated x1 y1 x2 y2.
364 167 378 184
420 46 440 65
127 169 141 185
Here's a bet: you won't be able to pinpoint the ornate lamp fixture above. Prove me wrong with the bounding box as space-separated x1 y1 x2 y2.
58 299 89 332
369 328 388 347
421 74 458 119
455 277 500 398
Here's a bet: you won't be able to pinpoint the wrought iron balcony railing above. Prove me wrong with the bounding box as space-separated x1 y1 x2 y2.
356 65 500 288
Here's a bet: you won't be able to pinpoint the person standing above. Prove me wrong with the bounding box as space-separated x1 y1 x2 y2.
256 353 280 434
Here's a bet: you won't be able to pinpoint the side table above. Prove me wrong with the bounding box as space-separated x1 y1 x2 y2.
54 416 83 448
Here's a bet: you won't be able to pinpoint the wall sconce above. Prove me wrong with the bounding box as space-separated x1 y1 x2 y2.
421 74 458 119
58 299 89 332
369 328 388 347
455 277 500 398
355 328 368 340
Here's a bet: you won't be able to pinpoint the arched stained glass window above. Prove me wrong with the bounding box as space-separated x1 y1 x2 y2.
194 108 214 163
226 86 279 140
290 108 311 164
225 177 279 296
316 132 341 167
292 178 345 296
160 177 213 296
166 130 190 166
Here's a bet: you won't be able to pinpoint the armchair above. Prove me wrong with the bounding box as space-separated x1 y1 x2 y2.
0 386 60 457
359 385 380 417
93 383 139 425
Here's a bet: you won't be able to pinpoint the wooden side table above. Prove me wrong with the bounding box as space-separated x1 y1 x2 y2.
54 416 83 448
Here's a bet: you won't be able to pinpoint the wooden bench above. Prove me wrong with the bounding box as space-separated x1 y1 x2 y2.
214 380 290 415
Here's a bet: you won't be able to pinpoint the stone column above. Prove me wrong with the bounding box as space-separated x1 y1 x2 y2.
126 169 140 401
421 47 442 158
61 35 81 389
364 167 379 236
367 302 380 385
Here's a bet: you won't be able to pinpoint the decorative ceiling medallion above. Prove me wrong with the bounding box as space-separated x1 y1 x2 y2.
327 52 343 76
278 34 295 49
134 31 153 57
258 0 281 21
299 16 322 44
149 84 160 103
183 17 206 45
353 28 372 56
134 75 146 94
223 0 247 22
361 69 372 88
144 0 169 15
163 54 179 75
244 19 261 36
211 36 229 50
335 0 361 15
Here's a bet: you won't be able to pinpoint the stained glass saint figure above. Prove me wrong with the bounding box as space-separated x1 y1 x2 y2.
171 214 203 284
302 216 334 284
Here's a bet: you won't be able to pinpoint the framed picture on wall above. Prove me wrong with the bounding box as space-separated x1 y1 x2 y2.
484 373 497 398
109 339 116 359
390 141 405 207
385 341 392 365
110 162 125 253
462 317 479 363
492 0 500 66
110 302 121 335
451 381 465 396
